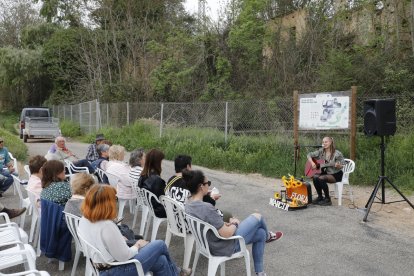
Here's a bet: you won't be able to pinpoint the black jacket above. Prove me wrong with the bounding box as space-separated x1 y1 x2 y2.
138 173 166 218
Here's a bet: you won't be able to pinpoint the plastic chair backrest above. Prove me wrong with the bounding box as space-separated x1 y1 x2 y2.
140 188 161 217
185 214 220 258
63 212 82 252
105 171 120 188
77 231 146 276
8 152 18 175
64 160 89 175
95 168 106 183
27 190 40 219
132 182 146 207
341 159 355 183
24 165 31 178
11 175 26 202
160 195 188 237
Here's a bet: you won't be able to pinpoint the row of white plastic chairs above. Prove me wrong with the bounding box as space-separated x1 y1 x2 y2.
0 211 50 275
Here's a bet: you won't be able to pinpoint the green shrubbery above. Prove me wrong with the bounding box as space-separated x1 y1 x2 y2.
0 128 27 161
88 120 414 192
0 111 18 134
60 120 82 137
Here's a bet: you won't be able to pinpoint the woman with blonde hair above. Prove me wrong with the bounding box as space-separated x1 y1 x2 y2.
78 185 190 276
106 145 134 200
307 136 345 206
64 173 96 217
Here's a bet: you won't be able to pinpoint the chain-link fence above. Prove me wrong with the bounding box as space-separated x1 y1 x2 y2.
51 93 414 141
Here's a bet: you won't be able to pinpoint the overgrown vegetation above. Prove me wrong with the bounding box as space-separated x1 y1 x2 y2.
0 113 27 161
59 120 81 137
82 121 414 192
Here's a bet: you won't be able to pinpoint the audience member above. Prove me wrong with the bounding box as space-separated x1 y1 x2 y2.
138 149 167 218
45 136 94 173
129 148 145 186
40 160 72 206
79 185 191 276
106 145 134 200
86 134 105 162
0 137 15 196
184 169 283 276
91 144 110 171
27 155 47 203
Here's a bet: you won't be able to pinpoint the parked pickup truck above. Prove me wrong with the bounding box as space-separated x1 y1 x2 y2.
19 107 61 143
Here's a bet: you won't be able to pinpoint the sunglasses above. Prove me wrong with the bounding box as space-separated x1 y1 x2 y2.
203 181 211 186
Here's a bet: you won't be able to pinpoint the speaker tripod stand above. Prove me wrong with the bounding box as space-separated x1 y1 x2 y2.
363 136 414 222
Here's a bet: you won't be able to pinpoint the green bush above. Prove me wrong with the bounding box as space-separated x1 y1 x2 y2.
86 120 414 192
0 112 19 134
0 129 27 161
60 120 82 137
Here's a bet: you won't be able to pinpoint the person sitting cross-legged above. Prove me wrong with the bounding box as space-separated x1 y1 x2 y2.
184 169 283 276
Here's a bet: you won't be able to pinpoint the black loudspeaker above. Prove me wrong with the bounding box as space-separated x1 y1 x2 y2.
364 99 396 136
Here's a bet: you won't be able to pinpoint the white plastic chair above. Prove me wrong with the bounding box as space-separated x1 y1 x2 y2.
24 164 31 178
64 160 89 180
77 232 150 276
1 270 51 276
8 152 18 195
95 168 106 183
106 170 134 220
0 212 28 244
334 159 355 206
140 188 167 241
185 214 251 276
11 175 32 228
160 195 194 269
64 212 87 276
0 240 37 271
26 190 41 256
131 183 149 235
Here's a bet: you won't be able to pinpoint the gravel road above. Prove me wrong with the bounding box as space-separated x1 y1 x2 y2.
2 139 414 275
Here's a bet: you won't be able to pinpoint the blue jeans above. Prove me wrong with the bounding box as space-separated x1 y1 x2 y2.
234 214 268 273
100 240 178 276
0 170 14 193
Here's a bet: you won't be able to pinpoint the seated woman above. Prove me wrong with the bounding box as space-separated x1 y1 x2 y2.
138 149 166 218
128 148 145 186
183 169 283 276
64 173 141 246
78 184 191 276
40 160 72 206
45 136 94 173
106 145 135 200
27 155 47 203
307 136 344 206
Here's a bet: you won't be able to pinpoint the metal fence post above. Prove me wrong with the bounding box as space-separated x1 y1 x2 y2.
70 105 73 121
79 103 82 133
127 102 130 125
225 102 228 144
159 103 164 138
96 99 100 131
106 104 109 127
89 101 92 133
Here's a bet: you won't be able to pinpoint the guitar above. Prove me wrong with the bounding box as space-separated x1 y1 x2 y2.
304 157 336 178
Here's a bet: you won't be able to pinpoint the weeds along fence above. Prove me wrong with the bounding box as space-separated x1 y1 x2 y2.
51 93 414 143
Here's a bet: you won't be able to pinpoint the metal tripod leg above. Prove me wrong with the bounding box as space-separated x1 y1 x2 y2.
363 177 383 222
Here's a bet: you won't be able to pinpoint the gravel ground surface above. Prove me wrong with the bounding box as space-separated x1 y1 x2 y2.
2 138 414 275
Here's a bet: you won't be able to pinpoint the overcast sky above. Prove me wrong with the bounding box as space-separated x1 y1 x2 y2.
184 0 229 21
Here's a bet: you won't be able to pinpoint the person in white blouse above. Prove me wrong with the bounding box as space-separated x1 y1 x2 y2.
106 145 134 200
78 185 191 276
26 155 47 203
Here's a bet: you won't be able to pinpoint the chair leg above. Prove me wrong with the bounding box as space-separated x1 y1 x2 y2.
349 185 354 204
220 262 225 276
129 199 134 214
337 182 343 206
132 205 139 229
165 226 172 247
117 199 127 219
207 259 221 276
29 215 37 242
143 215 152 241
59 260 65 270
151 218 164 241
71 247 81 276
183 235 194 269
191 251 200 276
244 251 251 276
139 206 149 236
19 208 27 229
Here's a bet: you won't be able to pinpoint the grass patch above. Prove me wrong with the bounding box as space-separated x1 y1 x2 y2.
0 111 19 134
60 120 82 137
0 128 27 161
85 120 414 192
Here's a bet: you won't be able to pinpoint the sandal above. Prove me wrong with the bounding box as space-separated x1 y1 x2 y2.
266 231 283 243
